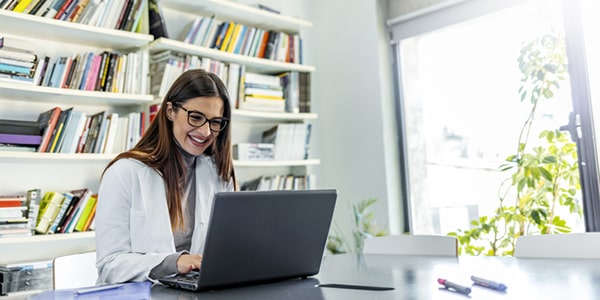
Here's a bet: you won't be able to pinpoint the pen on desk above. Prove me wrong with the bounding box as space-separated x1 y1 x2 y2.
471 275 507 292
74 283 125 295
437 278 471 296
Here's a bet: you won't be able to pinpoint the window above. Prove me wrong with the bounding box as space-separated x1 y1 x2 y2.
390 0 595 235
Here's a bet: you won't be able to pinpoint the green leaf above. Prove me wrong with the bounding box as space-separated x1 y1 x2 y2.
539 167 553 181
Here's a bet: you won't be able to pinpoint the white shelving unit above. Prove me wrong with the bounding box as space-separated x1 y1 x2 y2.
0 8 154 265
0 232 95 263
160 0 312 32
155 0 318 189
0 10 152 48
0 0 316 265
148 38 315 73
0 82 154 106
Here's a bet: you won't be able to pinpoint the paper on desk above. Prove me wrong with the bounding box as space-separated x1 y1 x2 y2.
31 281 152 300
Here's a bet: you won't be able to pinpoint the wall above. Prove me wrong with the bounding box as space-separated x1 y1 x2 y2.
388 0 449 20
299 0 402 248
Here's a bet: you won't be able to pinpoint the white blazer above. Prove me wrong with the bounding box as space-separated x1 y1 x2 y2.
95 155 233 284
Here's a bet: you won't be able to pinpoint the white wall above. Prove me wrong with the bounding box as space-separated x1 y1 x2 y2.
300 0 402 244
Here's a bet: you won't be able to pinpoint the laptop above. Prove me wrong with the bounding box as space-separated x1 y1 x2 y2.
158 189 338 292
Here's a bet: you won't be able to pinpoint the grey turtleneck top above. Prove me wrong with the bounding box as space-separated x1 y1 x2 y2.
148 147 197 279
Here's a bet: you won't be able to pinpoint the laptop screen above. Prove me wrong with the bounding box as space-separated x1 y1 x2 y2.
196 189 337 290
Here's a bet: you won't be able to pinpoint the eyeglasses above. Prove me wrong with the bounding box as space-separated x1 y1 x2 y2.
172 102 229 132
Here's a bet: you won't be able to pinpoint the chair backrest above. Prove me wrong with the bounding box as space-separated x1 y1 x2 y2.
514 233 600 259
363 235 458 256
53 251 98 289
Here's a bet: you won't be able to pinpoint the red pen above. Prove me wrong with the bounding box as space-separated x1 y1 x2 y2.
438 278 471 295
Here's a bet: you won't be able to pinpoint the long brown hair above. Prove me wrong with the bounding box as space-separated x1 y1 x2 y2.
103 69 237 230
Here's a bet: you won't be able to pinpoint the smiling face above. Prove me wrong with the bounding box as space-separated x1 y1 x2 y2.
167 96 225 156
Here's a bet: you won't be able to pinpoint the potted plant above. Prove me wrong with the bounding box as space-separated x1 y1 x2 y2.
448 32 583 256
327 198 388 254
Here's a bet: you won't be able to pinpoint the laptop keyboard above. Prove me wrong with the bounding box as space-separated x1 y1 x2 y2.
178 271 200 284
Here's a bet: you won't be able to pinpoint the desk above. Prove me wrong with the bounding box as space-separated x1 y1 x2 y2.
27 254 600 299
149 254 600 299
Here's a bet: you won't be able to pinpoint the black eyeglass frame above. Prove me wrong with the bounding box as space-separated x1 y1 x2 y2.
171 102 229 132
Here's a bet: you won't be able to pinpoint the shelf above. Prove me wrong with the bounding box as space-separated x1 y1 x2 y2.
234 159 320 167
0 232 95 263
0 10 153 49
161 0 312 33
0 152 115 162
148 38 315 73
0 152 320 166
232 109 317 121
0 82 154 106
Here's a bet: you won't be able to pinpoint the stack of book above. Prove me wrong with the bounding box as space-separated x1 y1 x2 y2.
0 259 52 296
149 50 229 98
179 17 302 64
0 35 38 85
240 174 315 191
34 188 97 235
261 123 312 160
239 72 285 112
0 194 30 238
1 0 148 34
299 72 311 113
0 118 42 152
278 71 299 113
233 143 274 161
31 106 143 154
35 49 148 94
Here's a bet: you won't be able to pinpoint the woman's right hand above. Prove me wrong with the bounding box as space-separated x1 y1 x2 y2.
177 254 202 274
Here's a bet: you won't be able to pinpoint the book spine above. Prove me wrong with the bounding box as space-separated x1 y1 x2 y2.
25 189 41 234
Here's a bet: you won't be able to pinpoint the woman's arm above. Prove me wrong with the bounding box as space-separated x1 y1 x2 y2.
95 160 171 284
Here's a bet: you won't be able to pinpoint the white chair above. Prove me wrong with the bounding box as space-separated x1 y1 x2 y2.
514 233 600 259
363 235 458 256
53 251 98 289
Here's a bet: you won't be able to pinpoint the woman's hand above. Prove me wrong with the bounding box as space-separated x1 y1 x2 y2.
177 254 202 274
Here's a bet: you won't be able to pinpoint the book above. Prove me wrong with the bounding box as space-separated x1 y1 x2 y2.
47 192 73 234
0 119 40 135
25 188 41 234
37 106 62 152
233 143 275 161
74 193 96 232
48 107 73 152
54 108 78 152
0 195 24 208
298 72 311 113
148 0 168 39
62 188 90 233
0 133 41 146
32 55 49 86
35 191 65 234
219 21 236 51
278 71 299 113
82 110 106 153
60 110 87 153
0 36 35 53
0 259 52 271
0 49 36 63
53 191 81 233
0 206 27 220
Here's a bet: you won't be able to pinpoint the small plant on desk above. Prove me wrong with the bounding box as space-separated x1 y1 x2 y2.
327 198 388 254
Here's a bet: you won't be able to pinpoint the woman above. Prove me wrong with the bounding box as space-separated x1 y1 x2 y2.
95 69 237 284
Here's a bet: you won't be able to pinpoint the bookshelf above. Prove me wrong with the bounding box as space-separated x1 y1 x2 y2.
155 0 319 189
147 37 315 73
0 232 95 263
0 0 316 267
160 0 312 32
0 3 154 267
